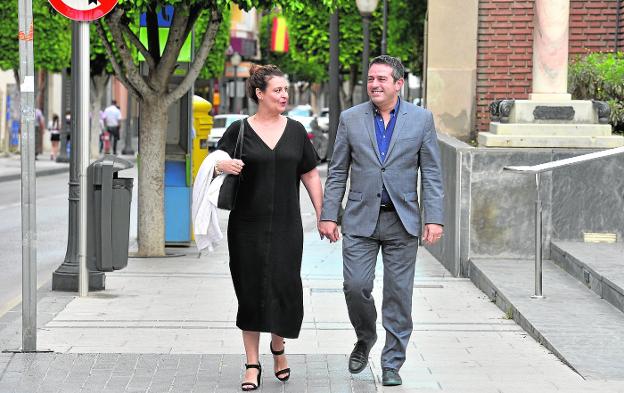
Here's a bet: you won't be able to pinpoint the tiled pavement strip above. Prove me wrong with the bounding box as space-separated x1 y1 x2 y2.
2 170 624 392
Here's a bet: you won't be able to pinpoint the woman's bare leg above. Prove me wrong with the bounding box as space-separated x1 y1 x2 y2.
242 331 261 386
270 333 289 378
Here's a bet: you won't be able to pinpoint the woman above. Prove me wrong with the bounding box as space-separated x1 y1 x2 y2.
215 64 323 391
49 114 60 160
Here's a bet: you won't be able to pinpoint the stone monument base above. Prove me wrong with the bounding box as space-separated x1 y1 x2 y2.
479 99 624 148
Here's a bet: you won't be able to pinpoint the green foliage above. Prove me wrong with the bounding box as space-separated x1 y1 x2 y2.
259 2 383 84
0 2 71 73
197 6 231 79
258 1 426 84
387 0 426 76
569 52 624 132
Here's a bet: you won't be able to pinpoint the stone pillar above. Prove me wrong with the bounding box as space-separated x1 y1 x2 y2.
529 0 571 101
477 0 623 148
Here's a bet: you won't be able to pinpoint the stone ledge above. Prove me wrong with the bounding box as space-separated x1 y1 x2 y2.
489 123 612 136
551 241 624 315
478 133 624 148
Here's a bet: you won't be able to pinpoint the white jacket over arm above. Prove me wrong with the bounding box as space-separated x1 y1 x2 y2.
192 150 231 252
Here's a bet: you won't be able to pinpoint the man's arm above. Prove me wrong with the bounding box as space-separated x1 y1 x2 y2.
320 113 351 222
419 112 444 234
318 113 351 242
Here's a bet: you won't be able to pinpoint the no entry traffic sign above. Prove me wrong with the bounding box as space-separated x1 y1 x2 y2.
49 0 118 22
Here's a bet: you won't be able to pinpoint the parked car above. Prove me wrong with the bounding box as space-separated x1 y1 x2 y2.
287 104 314 132
207 114 247 150
287 104 314 118
310 108 329 161
316 107 329 131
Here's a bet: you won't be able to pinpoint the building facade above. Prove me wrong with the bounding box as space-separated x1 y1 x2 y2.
426 0 624 140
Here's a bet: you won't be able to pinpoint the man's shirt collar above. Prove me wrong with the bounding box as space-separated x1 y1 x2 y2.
372 97 401 117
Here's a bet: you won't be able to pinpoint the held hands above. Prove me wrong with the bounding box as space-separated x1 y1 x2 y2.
422 223 444 245
318 220 340 243
216 159 245 175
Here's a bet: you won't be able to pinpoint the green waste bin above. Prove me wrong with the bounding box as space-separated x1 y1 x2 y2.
87 155 134 272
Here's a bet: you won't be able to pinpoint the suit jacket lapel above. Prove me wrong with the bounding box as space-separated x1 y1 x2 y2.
385 105 408 161
363 105 382 163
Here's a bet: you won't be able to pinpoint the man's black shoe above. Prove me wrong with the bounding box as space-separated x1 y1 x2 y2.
348 341 369 374
382 368 402 386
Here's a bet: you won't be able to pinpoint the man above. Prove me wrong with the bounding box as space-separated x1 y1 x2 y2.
103 100 122 155
318 55 444 387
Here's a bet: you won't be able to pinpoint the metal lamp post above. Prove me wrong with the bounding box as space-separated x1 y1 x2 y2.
381 0 388 55
52 22 105 292
326 8 340 161
356 0 379 103
231 52 242 114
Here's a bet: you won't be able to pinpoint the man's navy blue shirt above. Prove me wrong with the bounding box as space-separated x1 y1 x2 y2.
373 97 400 205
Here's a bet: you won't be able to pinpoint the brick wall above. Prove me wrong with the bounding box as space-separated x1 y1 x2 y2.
475 0 622 135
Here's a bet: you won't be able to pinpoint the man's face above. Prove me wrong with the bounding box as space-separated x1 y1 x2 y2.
367 63 403 108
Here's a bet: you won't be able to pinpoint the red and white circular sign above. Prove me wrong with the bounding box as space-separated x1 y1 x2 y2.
48 0 118 22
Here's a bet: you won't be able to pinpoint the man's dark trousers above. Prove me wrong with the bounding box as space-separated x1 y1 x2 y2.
107 126 120 154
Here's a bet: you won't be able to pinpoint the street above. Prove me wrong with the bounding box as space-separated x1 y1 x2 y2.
0 173 68 315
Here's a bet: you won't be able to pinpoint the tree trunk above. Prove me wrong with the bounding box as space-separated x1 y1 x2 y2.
90 74 108 159
137 98 168 256
36 70 47 112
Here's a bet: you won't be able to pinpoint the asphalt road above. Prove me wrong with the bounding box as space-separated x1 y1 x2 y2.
0 173 69 315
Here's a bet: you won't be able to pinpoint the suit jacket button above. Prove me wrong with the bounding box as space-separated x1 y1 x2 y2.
381 168 386 172
377 193 381 197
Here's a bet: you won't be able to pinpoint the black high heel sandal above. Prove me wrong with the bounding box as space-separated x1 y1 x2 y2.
270 341 291 382
241 363 261 391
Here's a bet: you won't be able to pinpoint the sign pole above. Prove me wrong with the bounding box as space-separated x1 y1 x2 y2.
18 0 37 352
78 21 90 297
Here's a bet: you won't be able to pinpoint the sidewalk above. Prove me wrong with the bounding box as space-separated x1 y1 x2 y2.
0 153 69 182
1 168 624 392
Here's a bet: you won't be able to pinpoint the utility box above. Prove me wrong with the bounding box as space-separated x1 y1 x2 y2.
87 156 134 272
192 95 213 181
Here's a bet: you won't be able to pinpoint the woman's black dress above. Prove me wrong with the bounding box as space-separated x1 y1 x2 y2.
218 118 318 338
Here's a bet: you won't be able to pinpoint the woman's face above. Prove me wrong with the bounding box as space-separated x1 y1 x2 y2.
257 76 288 114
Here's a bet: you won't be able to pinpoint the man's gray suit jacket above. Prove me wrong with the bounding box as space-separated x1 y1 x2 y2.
321 100 444 237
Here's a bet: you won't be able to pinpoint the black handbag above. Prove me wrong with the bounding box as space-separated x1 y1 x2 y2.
217 120 245 210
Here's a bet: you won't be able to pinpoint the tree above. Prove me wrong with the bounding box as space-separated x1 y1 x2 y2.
0 2 70 110
259 2 383 107
387 0 427 78
96 0 308 256
258 1 427 106
197 6 231 80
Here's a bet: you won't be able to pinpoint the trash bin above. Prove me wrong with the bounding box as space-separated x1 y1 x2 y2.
87 155 134 272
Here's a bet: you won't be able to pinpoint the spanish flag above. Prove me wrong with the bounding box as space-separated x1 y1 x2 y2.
271 16 289 53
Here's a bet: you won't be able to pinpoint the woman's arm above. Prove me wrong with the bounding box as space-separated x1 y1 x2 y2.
300 168 323 222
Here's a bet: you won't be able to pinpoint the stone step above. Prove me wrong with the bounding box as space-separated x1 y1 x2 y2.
551 241 624 314
468 257 624 380
477 132 624 148
489 123 612 136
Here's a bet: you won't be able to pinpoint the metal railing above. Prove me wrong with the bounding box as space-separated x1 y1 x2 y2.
504 146 624 298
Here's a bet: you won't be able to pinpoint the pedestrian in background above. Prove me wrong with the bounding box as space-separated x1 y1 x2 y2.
319 55 445 387
48 113 60 160
103 100 121 155
214 64 323 391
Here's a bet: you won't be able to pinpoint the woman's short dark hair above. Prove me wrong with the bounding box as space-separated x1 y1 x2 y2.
246 64 285 104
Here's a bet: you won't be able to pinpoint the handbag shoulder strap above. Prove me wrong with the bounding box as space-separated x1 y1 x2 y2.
233 119 245 159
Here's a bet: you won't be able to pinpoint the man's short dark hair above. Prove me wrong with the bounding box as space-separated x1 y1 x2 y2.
369 55 405 81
